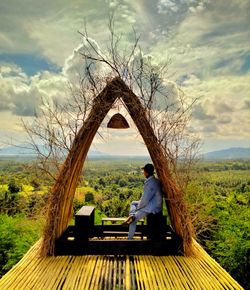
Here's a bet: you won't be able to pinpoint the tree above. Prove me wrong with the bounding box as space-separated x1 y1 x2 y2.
8 181 21 194
85 192 94 203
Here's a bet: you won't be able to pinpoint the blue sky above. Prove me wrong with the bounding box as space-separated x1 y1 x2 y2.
0 53 60 76
0 0 249 155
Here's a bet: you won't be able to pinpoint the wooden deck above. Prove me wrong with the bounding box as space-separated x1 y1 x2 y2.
0 240 243 289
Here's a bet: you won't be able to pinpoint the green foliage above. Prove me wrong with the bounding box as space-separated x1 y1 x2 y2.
186 168 250 289
0 214 43 277
30 179 40 190
94 208 107 225
72 198 84 214
0 190 24 215
205 191 250 288
0 189 47 217
25 193 48 217
85 192 94 203
8 180 21 194
0 158 249 287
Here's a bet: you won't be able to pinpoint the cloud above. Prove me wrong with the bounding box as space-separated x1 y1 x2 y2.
0 32 13 49
202 124 218 133
0 1 112 65
242 100 250 109
0 75 39 116
62 39 111 85
92 127 148 156
0 64 69 117
217 115 231 124
157 0 179 14
192 104 215 120
0 36 114 120
0 65 29 112
11 88 40 116
150 0 250 81
179 74 201 87
214 101 233 114
186 74 250 140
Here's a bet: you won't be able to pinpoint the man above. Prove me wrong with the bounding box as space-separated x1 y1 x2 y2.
123 163 163 240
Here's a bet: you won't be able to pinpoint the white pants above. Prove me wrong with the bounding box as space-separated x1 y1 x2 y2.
128 201 148 240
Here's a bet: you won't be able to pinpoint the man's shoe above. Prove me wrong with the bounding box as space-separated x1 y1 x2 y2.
122 215 135 226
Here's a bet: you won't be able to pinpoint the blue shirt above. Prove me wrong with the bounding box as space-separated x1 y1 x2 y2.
137 175 163 214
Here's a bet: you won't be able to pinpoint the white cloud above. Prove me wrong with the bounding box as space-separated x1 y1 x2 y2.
0 1 110 65
0 111 33 146
158 0 179 14
0 64 70 117
188 75 250 140
150 0 249 82
62 39 112 85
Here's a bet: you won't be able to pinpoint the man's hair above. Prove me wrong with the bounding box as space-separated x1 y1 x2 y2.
142 163 154 175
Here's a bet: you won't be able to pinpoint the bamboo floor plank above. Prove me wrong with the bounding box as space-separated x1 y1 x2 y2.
125 256 130 290
112 257 117 290
107 257 113 290
0 240 244 290
104 257 111 290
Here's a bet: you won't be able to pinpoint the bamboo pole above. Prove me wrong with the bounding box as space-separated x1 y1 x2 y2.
40 79 117 256
117 78 195 255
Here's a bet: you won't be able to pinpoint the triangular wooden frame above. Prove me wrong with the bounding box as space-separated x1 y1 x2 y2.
41 77 194 256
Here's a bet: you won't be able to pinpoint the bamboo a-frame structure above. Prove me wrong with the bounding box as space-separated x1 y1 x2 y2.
41 77 195 256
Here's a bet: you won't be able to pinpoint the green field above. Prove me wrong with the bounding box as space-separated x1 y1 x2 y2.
0 158 249 288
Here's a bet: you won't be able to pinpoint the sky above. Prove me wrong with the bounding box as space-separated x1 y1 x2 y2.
0 0 249 156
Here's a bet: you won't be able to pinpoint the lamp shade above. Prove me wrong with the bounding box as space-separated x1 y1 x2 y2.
107 113 129 129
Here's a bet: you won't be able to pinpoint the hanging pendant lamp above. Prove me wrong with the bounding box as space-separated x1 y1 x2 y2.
107 113 129 129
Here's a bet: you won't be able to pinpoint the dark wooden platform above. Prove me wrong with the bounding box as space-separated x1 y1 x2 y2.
55 225 182 255
55 206 183 256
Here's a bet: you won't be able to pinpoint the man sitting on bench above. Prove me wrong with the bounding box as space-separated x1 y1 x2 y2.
122 163 163 240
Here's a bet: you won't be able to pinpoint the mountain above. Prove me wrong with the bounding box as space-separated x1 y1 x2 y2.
202 147 250 160
0 144 36 155
0 144 107 157
1 145 249 160
87 150 109 157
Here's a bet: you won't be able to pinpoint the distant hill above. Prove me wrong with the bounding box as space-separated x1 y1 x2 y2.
0 144 36 155
0 144 107 157
202 147 250 160
1 145 249 160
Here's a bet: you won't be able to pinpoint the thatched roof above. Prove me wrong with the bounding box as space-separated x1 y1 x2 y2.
0 240 243 289
40 76 194 256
